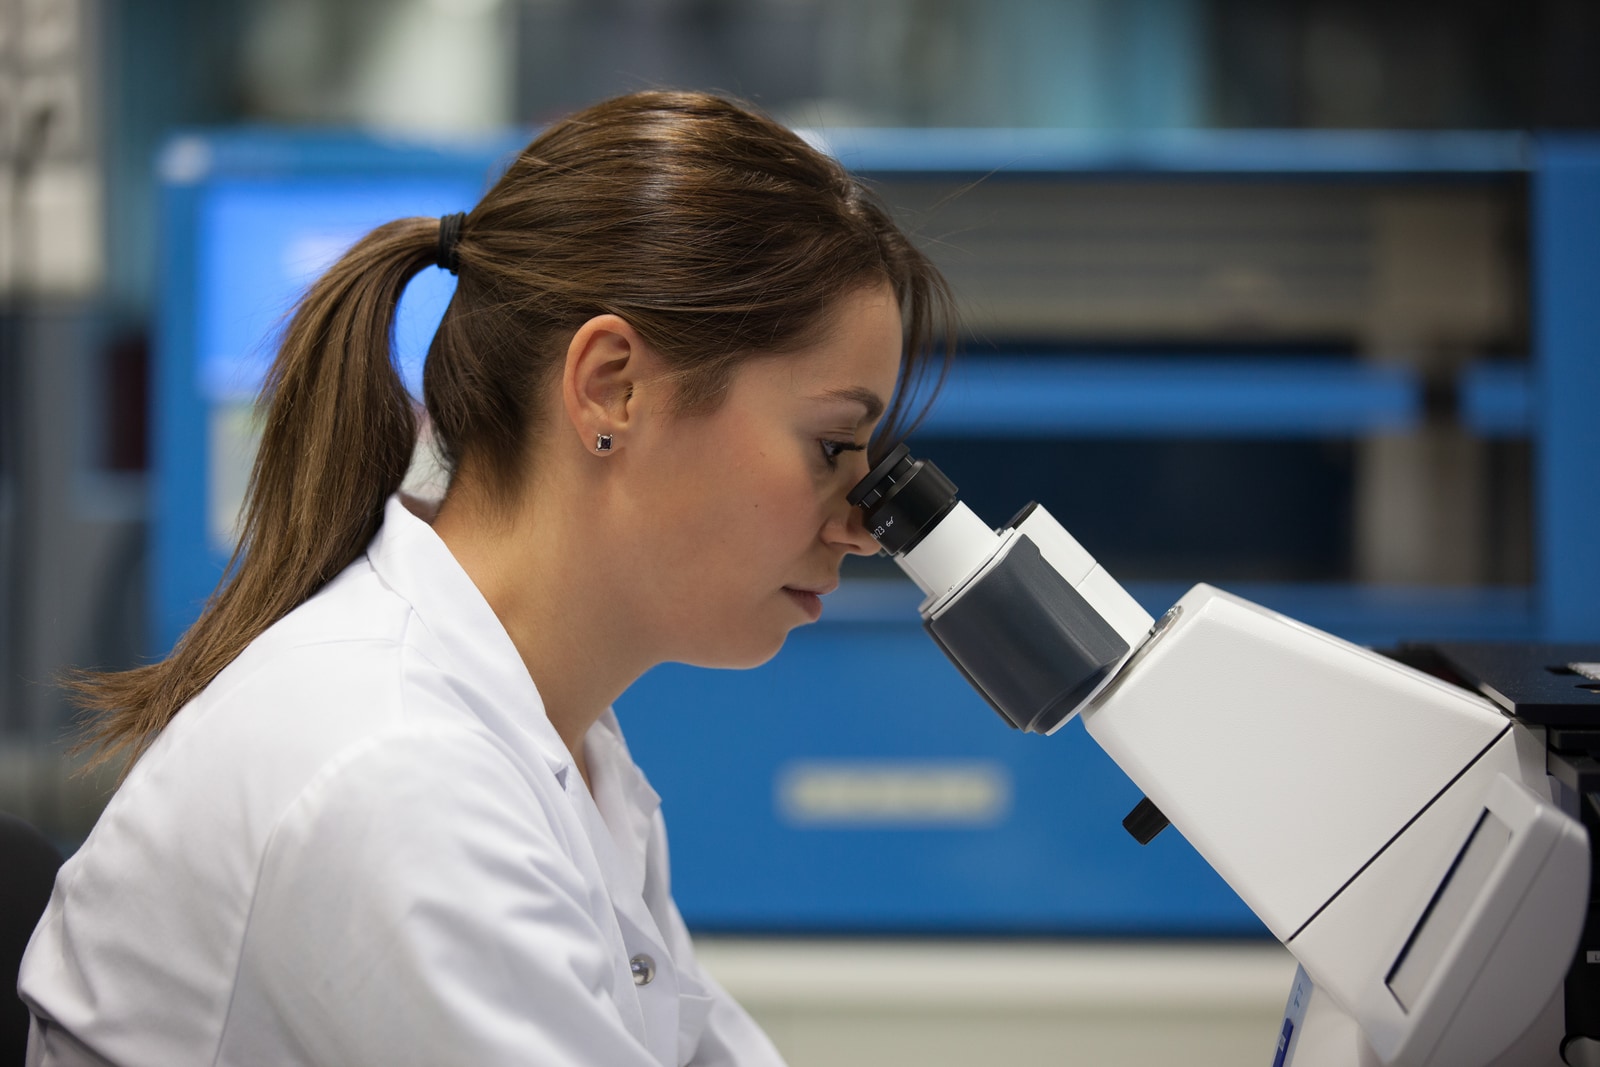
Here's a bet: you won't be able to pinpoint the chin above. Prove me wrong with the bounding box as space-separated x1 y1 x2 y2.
681 628 792 671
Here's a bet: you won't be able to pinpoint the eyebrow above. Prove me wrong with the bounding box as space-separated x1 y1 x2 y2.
810 386 885 423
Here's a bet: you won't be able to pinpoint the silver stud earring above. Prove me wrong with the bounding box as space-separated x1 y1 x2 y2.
594 434 614 454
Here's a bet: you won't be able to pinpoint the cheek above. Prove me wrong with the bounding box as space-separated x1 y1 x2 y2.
637 423 827 582
709 475 827 580
715 444 818 527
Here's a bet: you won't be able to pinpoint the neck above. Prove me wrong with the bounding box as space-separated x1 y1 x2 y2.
431 479 650 788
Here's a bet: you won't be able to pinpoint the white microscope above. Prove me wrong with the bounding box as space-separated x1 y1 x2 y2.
848 445 1596 1067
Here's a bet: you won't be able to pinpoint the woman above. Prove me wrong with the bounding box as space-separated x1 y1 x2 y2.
18 91 953 1066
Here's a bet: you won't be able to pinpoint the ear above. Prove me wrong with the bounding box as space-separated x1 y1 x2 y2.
560 314 652 454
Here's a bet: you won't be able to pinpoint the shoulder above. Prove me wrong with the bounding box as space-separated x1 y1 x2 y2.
112 554 527 853
210 556 415 697
183 556 469 746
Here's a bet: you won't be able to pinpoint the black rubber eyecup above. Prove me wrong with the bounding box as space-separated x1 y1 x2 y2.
848 444 959 556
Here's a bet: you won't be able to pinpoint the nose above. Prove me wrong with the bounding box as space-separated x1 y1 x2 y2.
824 499 881 557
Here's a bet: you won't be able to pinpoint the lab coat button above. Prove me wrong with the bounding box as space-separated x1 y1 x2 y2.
630 953 656 986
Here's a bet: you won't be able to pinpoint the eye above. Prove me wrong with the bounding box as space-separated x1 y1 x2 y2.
819 439 866 469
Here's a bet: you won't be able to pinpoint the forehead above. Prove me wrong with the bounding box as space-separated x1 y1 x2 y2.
746 284 904 403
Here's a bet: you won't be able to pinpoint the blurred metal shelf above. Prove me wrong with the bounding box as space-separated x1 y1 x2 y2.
913 357 1535 438
811 128 1530 178
158 127 525 184
1460 361 1535 437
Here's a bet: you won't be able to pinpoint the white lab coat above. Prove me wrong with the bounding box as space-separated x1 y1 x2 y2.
18 495 787 1067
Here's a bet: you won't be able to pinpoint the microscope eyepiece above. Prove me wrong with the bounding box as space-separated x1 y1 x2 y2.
848 444 959 555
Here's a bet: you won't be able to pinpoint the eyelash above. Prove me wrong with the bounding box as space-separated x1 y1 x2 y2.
819 439 867 469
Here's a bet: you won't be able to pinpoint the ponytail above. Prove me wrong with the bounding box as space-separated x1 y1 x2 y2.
71 217 440 775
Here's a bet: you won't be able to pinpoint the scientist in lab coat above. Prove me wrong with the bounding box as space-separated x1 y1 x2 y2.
18 90 955 1067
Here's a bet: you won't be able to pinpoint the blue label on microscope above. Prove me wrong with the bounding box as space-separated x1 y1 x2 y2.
1272 965 1314 1067
1272 1018 1294 1067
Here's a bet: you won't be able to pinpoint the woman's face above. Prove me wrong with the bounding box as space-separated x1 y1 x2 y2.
624 283 903 669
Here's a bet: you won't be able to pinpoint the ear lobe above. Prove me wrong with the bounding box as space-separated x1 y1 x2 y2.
561 314 648 451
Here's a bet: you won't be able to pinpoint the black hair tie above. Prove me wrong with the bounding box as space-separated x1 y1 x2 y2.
436 212 466 274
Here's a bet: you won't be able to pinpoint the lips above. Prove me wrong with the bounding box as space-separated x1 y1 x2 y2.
783 581 839 598
782 583 834 622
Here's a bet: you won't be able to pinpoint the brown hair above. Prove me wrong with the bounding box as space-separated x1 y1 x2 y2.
72 90 956 774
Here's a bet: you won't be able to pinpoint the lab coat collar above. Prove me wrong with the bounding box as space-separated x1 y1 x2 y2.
584 709 663 902
365 495 573 782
